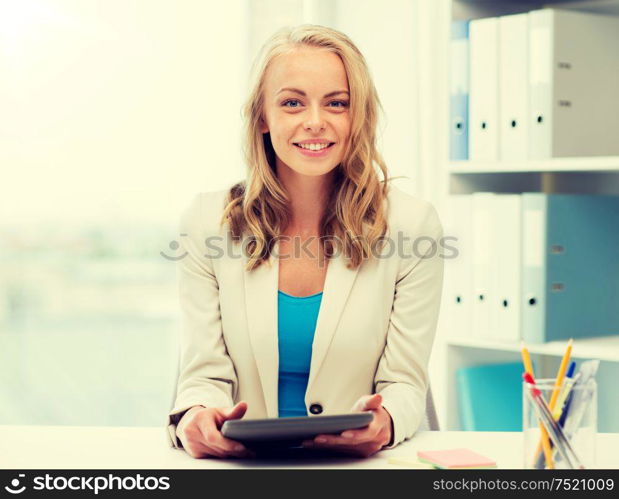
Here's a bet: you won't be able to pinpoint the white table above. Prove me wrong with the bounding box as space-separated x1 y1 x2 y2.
1 426 617 469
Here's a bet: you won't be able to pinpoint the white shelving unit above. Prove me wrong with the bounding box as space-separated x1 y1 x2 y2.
450 156 619 173
447 335 619 363
443 339 619 433
434 0 619 433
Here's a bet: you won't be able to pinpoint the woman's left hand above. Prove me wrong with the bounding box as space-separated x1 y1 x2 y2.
301 393 393 458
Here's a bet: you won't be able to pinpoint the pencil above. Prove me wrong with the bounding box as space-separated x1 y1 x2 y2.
531 338 574 468
520 341 534 376
549 339 574 412
524 373 584 469
521 341 553 468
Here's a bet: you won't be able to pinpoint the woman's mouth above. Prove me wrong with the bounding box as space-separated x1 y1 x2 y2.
293 142 335 157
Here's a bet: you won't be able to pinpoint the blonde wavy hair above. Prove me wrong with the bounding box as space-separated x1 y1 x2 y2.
221 24 393 271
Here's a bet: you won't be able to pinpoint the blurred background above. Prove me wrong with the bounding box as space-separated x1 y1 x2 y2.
0 0 448 427
4 0 617 435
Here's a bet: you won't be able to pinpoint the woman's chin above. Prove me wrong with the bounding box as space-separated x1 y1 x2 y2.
277 160 340 178
295 165 339 177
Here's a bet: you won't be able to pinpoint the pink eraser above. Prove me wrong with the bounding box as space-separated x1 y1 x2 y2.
417 448 497 469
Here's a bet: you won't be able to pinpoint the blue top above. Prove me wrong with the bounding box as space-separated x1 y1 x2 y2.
277 289 323 418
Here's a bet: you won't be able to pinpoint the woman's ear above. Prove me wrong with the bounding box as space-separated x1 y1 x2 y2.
259 116 269 134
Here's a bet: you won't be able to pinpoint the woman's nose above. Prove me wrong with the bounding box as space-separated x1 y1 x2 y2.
303 105 326 133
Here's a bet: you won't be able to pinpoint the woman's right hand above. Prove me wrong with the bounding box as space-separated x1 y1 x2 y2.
176 401 254 459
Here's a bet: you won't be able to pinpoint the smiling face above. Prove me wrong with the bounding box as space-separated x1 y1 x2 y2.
260 46 351 177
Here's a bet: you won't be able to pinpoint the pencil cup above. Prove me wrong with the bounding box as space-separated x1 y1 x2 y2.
522 378 597 469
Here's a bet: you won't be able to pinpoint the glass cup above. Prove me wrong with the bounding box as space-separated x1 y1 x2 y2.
523 378 597 469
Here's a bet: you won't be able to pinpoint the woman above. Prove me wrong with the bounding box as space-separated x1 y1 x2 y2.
167 25 444 459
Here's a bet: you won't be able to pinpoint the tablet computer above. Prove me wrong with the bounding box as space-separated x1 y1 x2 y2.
221 412 373 448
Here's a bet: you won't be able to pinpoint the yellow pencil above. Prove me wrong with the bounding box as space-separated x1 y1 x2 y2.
539 429 554 468
531 338 574 468
520 341 534 376
549 339 573 412
521 341 553 468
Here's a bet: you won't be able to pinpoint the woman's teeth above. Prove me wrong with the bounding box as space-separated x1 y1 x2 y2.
296 143 331 151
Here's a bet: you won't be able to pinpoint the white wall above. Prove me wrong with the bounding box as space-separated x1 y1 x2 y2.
0 0 451 427
333 0 450 427
0 0 248 228
334 0 420 185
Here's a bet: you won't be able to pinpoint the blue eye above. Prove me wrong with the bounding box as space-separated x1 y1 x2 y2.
329 100 349 108
283 99 302 108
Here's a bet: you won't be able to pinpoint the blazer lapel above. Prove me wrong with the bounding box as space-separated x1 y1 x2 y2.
306 249 360 393
243 240 361 416
243 246 280 418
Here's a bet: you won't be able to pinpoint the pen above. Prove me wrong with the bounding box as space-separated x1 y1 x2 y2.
563 360 599 439
537 360 598 468
524 373 585 469
558 371 582 429
531 338 573 467
553 361 577 420
534 368 580 469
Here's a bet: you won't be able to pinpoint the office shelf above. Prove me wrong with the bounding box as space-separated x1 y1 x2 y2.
449 156 619 174
435 0 619 434
445 335 619 363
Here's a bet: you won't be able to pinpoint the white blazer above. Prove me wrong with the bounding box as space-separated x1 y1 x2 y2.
166 184 444 450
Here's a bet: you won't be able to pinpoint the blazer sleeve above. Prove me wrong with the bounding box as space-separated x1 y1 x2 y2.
166 192 237 449
374 202 444 449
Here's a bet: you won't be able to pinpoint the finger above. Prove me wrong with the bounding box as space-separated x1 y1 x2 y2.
178 426 215 458
182 423 245 459
209 433 250 455
199 413 250 455
217 401 248 424
340 428 375 441
340 414 382 440
184 440 224 459
225 401 248 419
198 442 251 459
361 393 382 411
350 395 372 412
351 393 382 412
313 432 372 446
